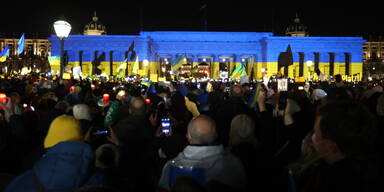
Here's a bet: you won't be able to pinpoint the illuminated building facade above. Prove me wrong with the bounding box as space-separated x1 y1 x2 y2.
44 13 365 81
363 37 384 79
0 37 50 56
49 31 364 81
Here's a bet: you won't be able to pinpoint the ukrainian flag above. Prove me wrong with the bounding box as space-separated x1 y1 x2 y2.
17 33 25 55
0 46 10 62
115 58 127 77
48 56 60 65
131 56 139 74
230 63 247 79
171 55 186 70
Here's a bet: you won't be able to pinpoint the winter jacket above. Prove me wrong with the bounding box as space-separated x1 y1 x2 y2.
5 141 104 192
158 145 246 191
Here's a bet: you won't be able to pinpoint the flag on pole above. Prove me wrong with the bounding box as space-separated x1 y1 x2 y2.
171 55 186 70
128 41 136 61
0 45 10 62
17 33 25 55
230 63 247 79
131 56 139 74
116 58 127 76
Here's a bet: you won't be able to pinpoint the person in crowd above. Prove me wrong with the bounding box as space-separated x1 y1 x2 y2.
108 104 157 192
168 91 193 135
213 84 256 147
104 89 127 128
158 115 246 191
228 114 278 191
302 101 381 192
73 103 93 135
334 74 345 88
4 115 104 192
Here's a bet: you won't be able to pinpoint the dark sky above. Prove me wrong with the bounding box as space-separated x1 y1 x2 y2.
3 1 384 39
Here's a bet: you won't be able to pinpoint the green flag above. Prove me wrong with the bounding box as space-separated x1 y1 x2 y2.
230 63 247 79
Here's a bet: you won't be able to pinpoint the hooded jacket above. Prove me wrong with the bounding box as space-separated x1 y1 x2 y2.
5 141 103 192
159 145 246 191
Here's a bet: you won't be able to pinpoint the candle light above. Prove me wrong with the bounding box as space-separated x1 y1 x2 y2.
103 93 110 105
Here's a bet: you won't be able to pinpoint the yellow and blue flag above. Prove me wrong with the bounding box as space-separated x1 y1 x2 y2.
230 63 247 79
115 58 127 77
0 45 10 62
17 33 25 55
171 55 186 70
48 56 60 65
131 56 139 74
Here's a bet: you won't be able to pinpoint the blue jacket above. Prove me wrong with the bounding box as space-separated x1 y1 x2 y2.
5 141 104 192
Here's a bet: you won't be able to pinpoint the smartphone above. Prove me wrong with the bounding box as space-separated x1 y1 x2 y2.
161 118 171 134
93 130 109 136
277 78 288 92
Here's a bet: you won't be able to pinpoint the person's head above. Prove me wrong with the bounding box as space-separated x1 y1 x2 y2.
187 115 217 145
229 84 243 98
335 74 342 83
311 89 327 102
229 114 256 147
54 101 68 113
311 101 376 164
73 104 92 121
44 115 83 148
111 115 147 144
95 144 120 169
129 96 146 115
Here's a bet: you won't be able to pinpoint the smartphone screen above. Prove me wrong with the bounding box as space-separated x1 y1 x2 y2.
161 118 171 134
93 130 109 135
277 79 288 92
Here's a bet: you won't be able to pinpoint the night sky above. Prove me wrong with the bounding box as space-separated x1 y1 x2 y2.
2 1 383 39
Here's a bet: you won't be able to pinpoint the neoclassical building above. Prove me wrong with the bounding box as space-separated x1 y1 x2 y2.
48 14 365 81
0 37 50 56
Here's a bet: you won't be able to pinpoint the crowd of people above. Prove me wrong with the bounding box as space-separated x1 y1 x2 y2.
0 73 383 192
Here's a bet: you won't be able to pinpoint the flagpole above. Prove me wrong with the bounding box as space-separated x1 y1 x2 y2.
204 5 208 31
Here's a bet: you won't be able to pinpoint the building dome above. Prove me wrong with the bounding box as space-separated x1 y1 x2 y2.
84 12 107 35
285 13 308 37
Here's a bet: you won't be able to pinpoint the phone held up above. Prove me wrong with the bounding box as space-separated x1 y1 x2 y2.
161 117 171 134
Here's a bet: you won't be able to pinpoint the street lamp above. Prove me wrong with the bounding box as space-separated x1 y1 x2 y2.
143 59 149 67
54 19 71 80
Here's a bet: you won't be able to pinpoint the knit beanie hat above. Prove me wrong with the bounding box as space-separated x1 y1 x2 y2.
73 104 92 121
44 115 83 148
312 89 328 101
229 114 256 146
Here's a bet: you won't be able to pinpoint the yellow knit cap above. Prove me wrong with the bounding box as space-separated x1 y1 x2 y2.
44 115 83 148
